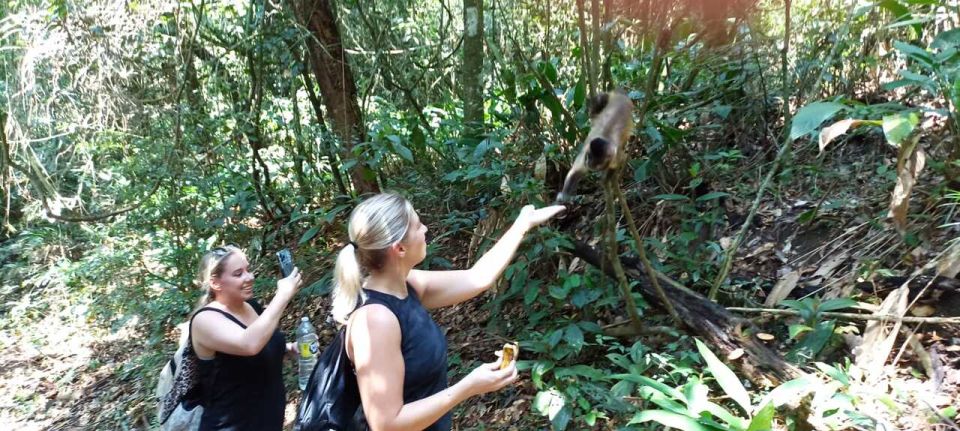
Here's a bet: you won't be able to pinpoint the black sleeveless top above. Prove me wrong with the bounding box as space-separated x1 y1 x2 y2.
192 300 287 431
361 285 451 431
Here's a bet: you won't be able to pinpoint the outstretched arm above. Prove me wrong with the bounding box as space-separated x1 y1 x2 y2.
409 205 565 309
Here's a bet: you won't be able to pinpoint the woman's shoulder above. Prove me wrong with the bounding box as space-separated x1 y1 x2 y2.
350 303 399 331
191 302 255 329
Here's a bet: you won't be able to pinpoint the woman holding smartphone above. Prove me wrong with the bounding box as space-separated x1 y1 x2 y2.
189 245 302 430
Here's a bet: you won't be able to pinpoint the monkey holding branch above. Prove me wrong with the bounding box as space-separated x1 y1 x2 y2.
556 91 634 203
554 90 682 327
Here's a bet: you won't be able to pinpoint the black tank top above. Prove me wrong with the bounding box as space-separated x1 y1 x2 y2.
192 301 286 431
361 285 451 431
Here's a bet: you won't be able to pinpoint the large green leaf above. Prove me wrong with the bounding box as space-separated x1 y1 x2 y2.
611 373 685 401
882 112 919 147
298 227 319 245
746 403 775 431
533 389 571 430
758 375 817 408
628 410 709 431
933 28 960 50
787 320 836 363
703 402 748 430
818 298 858 312
790 102 846 141
877 0 922 36
637 386 690 414
563 323 583 351
683 378 709 416
814 362 850 386
695 338 752 414
893 41 933 67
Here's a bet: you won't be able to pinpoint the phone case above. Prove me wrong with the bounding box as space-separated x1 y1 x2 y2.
277 249 293 277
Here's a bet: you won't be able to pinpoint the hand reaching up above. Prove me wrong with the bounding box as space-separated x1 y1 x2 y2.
516 205 566 231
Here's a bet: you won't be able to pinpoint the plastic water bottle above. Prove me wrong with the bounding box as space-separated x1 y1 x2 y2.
296 316 319 390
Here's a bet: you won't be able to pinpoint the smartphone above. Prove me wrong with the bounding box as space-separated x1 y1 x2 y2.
276 249 294 278
499 343 519 370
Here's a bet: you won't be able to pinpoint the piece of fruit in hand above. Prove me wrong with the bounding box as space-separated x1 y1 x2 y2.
499 343 518 370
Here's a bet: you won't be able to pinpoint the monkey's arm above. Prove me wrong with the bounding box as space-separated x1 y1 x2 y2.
556 150 588 203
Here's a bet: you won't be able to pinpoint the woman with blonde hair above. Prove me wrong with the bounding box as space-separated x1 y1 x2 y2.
334 193 564 430
189 245 303 430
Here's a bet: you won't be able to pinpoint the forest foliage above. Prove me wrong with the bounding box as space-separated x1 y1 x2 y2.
1 0 959 429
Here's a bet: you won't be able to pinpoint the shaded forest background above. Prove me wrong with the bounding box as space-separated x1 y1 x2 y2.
2 0 960 429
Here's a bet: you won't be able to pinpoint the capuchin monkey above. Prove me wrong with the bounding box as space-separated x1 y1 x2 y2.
555 91 634 203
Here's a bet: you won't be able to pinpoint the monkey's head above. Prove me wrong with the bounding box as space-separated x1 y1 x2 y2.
586 137 615 170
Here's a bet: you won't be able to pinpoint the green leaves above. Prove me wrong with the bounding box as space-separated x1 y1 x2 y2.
893 41 933 67
628 410 710 431
563 323 584 351
298 226 319 245
932 28 960 50
882 112 919 147
790 102 846 141
694 338 752 415
533 389 571 430
385 135 414 162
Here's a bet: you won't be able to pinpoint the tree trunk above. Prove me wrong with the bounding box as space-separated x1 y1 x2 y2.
576 0 595 99
569 240 804 387
299 65 350 197
294 0 379 195
462 0 484 138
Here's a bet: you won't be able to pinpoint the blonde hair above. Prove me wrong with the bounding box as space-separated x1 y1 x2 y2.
193 245 244 313
332 193 416 323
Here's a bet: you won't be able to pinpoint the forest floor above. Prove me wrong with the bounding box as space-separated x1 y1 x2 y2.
2 138 960 430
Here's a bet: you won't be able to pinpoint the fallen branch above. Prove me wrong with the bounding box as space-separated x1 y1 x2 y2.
569 239 804 387
726 307 960 324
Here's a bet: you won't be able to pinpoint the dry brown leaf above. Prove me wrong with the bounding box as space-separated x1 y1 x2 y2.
819 119 863 153
855 285 909 381
814 252 849 278
757 333 775 341
747 242 776 259
888 137 925 232
765 270 800 307
719 236 733 250
909 304 935 317
935 241 960 278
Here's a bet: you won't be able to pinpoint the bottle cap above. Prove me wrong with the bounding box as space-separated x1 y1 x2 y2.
301 316 308 322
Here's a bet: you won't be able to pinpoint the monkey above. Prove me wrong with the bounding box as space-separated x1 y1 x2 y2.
555 91 634 203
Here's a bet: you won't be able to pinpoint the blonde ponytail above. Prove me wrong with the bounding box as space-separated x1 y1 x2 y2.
331 193 416 324
331 244 363 324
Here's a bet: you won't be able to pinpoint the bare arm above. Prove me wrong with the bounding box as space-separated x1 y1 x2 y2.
351 306 516 431
193 269 302 357
410 205 565 309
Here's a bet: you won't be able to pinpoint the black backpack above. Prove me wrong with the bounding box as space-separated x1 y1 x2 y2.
293 326 367 431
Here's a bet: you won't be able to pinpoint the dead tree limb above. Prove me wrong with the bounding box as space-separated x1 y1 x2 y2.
727 307 960 325
569 239 804 387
